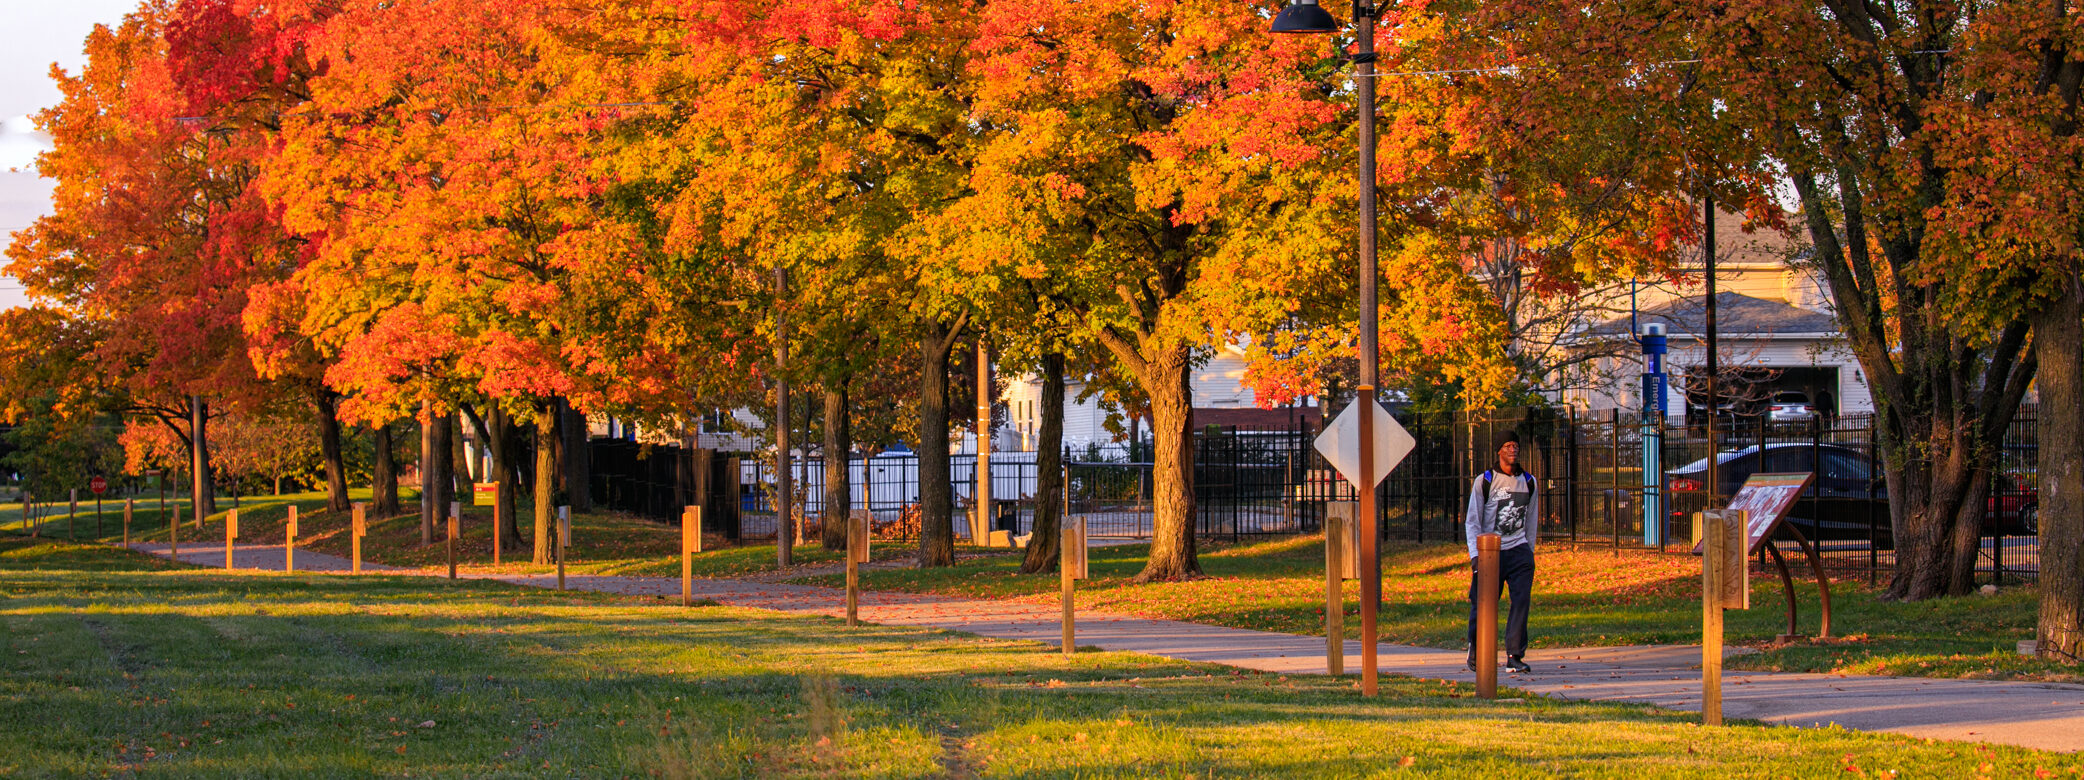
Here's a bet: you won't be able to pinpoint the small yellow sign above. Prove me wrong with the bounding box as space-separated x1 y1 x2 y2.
474 482 498 507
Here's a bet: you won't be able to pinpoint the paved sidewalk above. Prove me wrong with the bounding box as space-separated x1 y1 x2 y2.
125 543 2084 753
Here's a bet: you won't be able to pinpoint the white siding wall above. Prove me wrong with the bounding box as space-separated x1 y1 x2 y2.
1192 350 1258 407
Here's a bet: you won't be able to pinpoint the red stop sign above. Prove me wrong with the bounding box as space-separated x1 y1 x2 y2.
89 476 107 495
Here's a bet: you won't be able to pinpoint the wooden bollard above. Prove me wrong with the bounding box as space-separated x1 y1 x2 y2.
1699 510 1747 726
123 498 133 547
681 506 701 606
1325 508 1347 675
846 511 868 627
447 502 460 580
69 489 78 540
1475 533 1501 699
351 503 365 575
225 509 240 570
169 504 179 561
1061 516 1086 655
285 506 298 572
555 506 570 591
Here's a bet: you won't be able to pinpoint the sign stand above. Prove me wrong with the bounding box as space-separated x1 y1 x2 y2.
1692 473 1833 640
1312 394 1417 697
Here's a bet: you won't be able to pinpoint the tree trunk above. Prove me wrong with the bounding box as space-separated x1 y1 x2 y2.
563 402 592 511
1883 416 1983 600
533 402 556 564
373 420 400 517
315 390 350 512
2037 272 2084 662
453 411 477 503
1137 347 1201 582
917 320 964 568
422 399 451 545
190 395 215 522
1942 472 1992 595
1021 352 1067 574
821 382 851 551
490 406 523 550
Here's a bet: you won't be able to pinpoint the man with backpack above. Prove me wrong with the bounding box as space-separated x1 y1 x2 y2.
1465 429 1537 674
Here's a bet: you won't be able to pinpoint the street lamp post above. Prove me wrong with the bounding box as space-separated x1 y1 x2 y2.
1272 0 1384 696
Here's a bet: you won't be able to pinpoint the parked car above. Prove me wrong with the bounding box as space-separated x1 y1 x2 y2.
1665 443 1890 547
1987 472 2038 536
1765 391 1817 426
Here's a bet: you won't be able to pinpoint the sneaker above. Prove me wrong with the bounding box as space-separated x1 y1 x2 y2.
1505 657 1532 674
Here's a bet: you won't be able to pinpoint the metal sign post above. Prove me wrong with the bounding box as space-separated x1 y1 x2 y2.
1324 508 1346 675
1312 397 1416 696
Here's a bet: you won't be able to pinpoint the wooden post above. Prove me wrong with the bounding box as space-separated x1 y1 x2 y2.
845 511 866 627
447 501 459 580
285 506 298 572
96 494 103 539
69 489 77 540
123 498 133 547
556 506 569 591
1701 510 1726 726
225 509 239 570
1475 533 1501 699
351 503 365 575
492 494 501 566
169 504 178 561
1325 508 1346 675
1061 516 1077 655
681 506 699 607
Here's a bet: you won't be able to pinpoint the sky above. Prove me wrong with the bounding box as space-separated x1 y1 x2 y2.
0 0 143 310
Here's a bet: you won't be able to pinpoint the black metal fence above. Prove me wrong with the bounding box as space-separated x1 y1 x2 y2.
583 405 2042 585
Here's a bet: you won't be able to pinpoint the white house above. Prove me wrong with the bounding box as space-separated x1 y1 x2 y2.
1000 342 1320 455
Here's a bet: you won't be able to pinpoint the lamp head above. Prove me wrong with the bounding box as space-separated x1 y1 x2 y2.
1270 0 1338 33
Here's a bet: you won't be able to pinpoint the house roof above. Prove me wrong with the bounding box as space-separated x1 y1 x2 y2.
1585 292 1838 339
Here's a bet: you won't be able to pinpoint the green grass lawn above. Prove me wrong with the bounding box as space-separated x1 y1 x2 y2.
793 535 2076 684
3 536 2078 778
11 495 2071 684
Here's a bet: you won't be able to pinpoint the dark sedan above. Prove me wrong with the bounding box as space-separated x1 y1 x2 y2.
1665 443 1891 547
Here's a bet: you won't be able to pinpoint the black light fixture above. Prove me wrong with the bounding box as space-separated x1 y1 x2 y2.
1269 0 1338 33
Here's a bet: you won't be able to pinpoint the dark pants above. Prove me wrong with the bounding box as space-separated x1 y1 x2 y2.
1466 544 1535 661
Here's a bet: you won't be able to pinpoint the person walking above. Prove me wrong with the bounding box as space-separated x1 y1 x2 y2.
1466 429 1536 674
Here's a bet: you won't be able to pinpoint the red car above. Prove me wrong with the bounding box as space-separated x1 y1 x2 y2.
1987 473 2038 536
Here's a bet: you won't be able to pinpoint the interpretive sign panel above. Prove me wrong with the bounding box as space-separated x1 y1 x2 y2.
1692 472 1814 555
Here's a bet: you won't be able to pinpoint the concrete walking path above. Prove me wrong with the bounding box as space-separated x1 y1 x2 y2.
125 542 2084 753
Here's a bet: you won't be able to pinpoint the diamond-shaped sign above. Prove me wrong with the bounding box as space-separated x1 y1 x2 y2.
1313 396 1416 491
